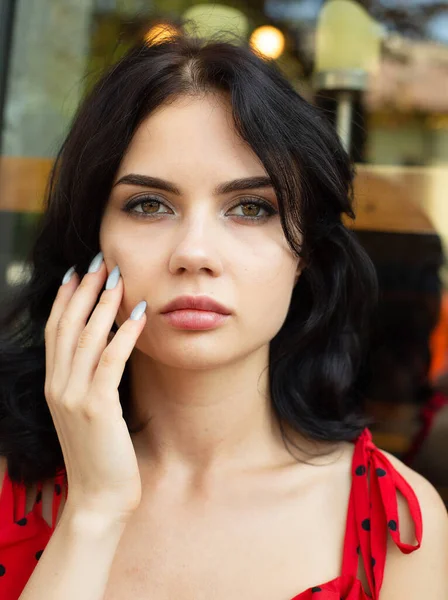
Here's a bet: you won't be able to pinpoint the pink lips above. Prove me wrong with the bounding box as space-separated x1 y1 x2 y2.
160 295 232 315
160 295 232 331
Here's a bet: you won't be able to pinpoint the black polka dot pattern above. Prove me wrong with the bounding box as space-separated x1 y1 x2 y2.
361 518 371 531
1 469 385 598
388 519 397 531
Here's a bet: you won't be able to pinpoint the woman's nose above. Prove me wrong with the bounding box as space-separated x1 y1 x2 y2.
167 215 225 278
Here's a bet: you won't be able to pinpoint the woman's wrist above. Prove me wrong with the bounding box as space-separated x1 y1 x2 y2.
62 500 131 537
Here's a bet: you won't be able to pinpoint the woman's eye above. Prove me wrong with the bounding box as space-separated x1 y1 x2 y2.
227 200 277 220
125 197 169 216
123 196 277 222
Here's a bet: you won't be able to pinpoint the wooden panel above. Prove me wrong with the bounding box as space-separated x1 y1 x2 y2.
0 156 53 212
348 165 448 288
347 164 438 234
0 157 447 240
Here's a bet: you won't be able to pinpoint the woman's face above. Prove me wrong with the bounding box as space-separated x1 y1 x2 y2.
100 93 302 369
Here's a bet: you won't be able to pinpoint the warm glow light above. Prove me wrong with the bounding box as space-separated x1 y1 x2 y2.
250 25 285 59
144 23 178 45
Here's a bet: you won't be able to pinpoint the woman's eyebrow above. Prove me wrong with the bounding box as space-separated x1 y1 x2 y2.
113 174 274 195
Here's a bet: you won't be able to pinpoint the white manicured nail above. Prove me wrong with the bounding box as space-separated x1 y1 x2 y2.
62 266 75 285
105 266 120 290
130 301 147 321
88 251 104 273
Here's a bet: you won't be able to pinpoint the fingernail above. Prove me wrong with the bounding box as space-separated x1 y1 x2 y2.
130 301 147 321
62 266 76 285
105 266 120 290
88 251 104 273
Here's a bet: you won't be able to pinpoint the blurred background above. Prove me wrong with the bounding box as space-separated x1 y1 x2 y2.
0 0 447 503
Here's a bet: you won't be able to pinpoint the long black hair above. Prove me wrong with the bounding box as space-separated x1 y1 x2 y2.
0 30 377 486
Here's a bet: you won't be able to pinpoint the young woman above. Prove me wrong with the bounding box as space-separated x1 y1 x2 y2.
0 31 446 600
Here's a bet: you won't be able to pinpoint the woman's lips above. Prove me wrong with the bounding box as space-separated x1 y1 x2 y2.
160 295 232 315
161 309 230 330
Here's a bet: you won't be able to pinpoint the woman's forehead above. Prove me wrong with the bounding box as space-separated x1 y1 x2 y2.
116 95 267 184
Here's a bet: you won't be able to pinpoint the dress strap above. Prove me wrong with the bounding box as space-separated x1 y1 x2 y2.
341 428 423 600
0 464 68 530
0 468 15 526
0 468 31 524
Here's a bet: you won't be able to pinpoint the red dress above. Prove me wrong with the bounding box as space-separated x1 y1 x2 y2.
0 428 422 600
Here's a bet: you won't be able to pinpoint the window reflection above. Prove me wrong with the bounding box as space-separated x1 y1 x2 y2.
0 0 447 504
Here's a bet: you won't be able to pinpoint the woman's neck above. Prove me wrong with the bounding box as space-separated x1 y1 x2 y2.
127 346 293 479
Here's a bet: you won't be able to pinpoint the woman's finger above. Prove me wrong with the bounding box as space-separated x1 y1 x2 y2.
44 267 79 395
68 270 124 387
91 303 147 395
50 258 108 396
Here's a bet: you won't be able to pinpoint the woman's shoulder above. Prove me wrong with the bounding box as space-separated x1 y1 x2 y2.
380 446 446 517
377 447 448 599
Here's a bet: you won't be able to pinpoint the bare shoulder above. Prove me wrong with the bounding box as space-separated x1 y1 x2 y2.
378 449 448 599
382 449 447 528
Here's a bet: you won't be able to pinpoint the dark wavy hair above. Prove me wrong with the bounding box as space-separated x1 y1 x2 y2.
0 31 377 486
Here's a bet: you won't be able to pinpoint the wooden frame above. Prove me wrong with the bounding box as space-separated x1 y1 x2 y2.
1 157 446 233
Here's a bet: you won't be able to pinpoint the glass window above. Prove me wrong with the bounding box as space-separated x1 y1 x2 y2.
1 0 447 502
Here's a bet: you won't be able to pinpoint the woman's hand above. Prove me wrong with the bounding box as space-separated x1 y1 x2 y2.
44 252 147 522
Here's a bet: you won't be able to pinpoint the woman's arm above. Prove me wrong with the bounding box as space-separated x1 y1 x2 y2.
19 505 127 600
380 452 448 599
